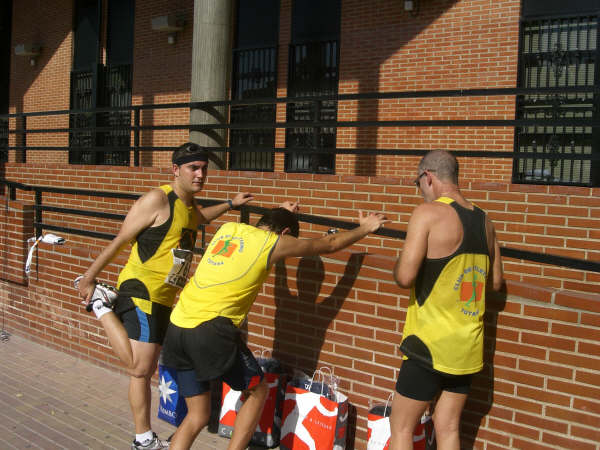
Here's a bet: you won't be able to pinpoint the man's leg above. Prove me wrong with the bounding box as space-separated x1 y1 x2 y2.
431 390 468 450
128 339 162 434
228 378 268 450
389 392 429 450
169 392 211 450
98 305 166 446
100 312 135 366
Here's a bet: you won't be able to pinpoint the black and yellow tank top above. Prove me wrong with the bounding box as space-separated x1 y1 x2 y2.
400 197 490 375
116 185 198 312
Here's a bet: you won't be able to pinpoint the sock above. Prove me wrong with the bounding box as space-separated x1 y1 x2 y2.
91 300 112 319
135 430 154 444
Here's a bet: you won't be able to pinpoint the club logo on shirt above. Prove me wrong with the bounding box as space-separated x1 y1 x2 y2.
206 234 244 266
454 266 486 318
212 239 238 257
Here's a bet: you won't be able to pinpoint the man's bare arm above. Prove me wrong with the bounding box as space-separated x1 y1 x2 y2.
393 204 431 289
269 211 388 265
486 217 504 291
195 192 254 224
77 189 167 302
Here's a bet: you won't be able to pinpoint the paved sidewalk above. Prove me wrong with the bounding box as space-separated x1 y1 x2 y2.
0 333 232 449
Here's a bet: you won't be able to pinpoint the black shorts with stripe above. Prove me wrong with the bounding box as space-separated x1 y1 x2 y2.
114 295 171 344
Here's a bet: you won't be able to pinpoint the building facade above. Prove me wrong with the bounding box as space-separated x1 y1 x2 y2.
1 1 599 448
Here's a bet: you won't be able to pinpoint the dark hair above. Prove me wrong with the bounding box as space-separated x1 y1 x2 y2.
256 208 300 238
172 142 209 165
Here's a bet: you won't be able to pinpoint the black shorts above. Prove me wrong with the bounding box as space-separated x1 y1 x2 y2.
395 358 473 401
162 317 264 398
114 295 171 344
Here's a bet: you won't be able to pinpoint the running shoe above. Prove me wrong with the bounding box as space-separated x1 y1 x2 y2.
73 276 119 312
131 432 169 449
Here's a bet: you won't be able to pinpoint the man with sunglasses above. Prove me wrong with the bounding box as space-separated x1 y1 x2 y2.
391 150 503 450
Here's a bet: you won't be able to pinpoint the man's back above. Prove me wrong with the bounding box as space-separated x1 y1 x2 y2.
170 222 279 329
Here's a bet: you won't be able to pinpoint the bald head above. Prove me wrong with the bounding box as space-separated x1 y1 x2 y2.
418 150 459 184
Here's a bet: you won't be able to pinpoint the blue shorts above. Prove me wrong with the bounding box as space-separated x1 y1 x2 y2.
395 358 473 401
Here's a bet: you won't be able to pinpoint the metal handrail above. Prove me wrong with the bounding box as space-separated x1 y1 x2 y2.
1 179 599 273
2 86 599 165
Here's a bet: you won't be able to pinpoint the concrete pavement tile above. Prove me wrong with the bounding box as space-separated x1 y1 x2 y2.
0 335 244 449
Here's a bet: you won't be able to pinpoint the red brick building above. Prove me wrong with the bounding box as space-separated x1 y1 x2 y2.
1 0 599 448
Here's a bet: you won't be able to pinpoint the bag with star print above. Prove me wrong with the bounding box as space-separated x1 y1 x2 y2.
157 363 188 426
218 351 286 448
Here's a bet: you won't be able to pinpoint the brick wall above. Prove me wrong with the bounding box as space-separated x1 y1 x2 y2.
1 220 598 449
3 163 598 295
9 0 72 165
4 0 600 448
9 0 524 178
0 199 33 285
0 164 598 448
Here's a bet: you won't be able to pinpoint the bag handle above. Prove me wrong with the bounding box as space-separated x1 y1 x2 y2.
319 366 339 398
252 348 272 359
308 369 328 396
385 393 393 417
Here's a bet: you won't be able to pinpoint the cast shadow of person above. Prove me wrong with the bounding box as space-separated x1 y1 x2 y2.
272 252 366 449
460 286 508 449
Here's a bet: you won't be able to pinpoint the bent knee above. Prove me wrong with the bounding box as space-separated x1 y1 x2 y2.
185 412 210 431
127 364 156 378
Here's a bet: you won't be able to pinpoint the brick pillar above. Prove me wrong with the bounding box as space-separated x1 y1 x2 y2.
0 198 34 285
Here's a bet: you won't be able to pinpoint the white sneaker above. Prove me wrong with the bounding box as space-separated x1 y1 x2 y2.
73 276 119 312
131 432 169 449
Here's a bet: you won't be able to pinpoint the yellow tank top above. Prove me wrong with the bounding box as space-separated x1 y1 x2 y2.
400 197 490 375
117 185 198 311
170 222 279 328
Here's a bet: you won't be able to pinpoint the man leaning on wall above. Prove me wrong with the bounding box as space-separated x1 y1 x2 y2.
391 150 504 450
161 202 388 450
76 142 253 450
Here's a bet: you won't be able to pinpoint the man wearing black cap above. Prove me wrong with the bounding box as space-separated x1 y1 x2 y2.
77 142 253 449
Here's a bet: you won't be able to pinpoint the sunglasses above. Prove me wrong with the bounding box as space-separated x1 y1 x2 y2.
414 171 427 187
413 169 435 187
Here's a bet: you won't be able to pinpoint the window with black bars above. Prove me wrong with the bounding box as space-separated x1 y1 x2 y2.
514 15 600 186
230 47 277 171
69 0 133 166
285 40 338 173
229 0 279 171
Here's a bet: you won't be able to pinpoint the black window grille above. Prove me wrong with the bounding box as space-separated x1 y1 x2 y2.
229 0 278 171
69 68 96 164
514 15 600 186
69 64 132 165
286 40 338 173
69 0 132 166
230 46 277 171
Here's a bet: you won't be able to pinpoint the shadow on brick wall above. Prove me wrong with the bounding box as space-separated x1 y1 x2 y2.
271 253 366 449
272 252 366 376
460 286 507 449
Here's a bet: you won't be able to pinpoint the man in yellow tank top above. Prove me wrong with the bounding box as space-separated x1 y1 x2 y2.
390 150 504 450
76 142 254 449
162 202 388 450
